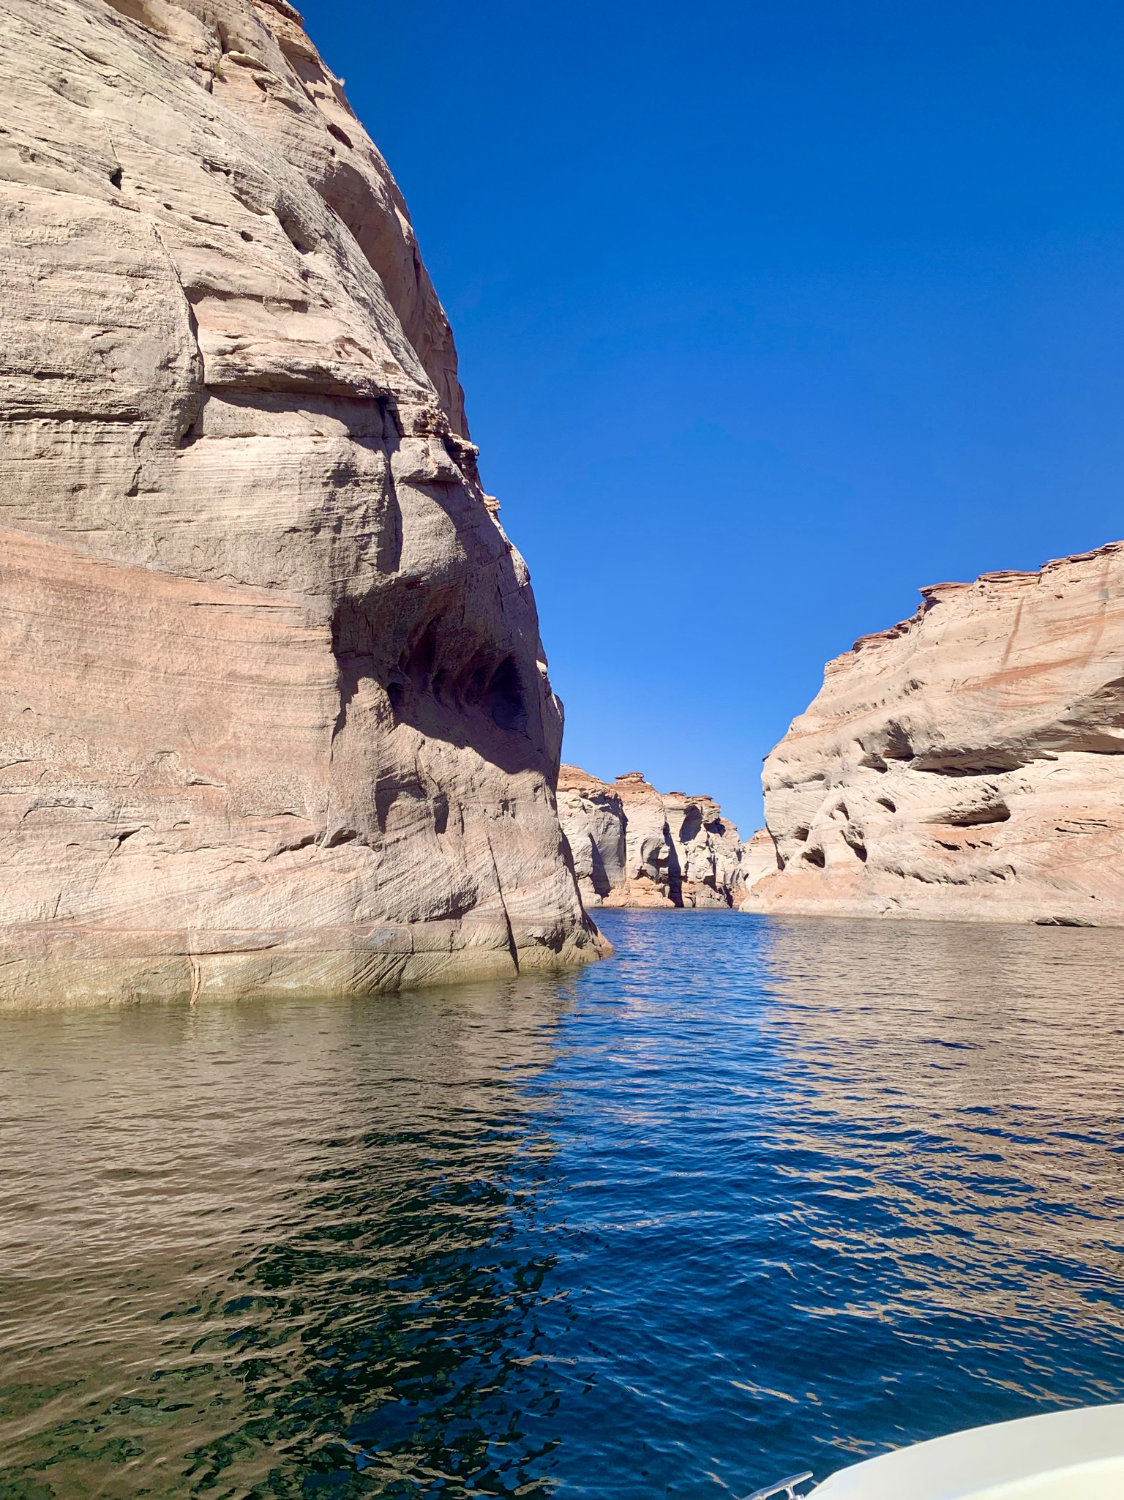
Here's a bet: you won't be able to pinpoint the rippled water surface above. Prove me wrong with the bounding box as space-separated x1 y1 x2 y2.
2 912 1124 1498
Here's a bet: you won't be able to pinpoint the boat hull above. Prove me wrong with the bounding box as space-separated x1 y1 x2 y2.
808 1402 1124 1499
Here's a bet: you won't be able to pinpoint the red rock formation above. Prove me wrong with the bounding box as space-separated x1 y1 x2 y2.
558 766 750 909
0 0 605 1005
746 544 1124 926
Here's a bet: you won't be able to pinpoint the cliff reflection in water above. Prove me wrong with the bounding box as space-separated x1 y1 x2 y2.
2 913 1123 1499
0 986 577 1498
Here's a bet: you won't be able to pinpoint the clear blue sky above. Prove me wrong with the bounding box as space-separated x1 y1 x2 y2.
302 0 1124 831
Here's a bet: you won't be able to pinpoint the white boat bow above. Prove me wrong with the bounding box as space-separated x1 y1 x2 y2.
777 1402 1124 1499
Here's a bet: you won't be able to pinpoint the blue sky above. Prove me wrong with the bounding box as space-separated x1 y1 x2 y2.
302 1 1124 830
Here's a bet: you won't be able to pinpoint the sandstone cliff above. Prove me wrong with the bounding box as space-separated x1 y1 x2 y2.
558 766 749 909
0 0 605 1006
746 544 1124 926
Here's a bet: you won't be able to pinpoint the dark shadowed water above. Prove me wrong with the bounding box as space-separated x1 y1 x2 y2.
2 911 1124 1498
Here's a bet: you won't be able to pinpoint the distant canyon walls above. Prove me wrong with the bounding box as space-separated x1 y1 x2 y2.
0 0 604 1005
558 767 749 909
746 545 1124 927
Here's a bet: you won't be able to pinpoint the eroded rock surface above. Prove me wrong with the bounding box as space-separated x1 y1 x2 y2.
0 0 605 1006
746 544 1124 926
737 828 780 898
558 766 749 909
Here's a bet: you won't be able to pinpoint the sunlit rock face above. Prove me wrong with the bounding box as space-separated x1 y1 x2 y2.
558 766 749 909
746 544 1124 927
738 828 780 896
0 0 605 1006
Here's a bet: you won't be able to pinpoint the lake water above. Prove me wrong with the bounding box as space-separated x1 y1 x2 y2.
2 910 1123 1498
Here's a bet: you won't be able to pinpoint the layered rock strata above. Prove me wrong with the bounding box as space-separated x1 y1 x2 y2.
0 0 605 1006
746 544 1124 926
558 766 749 908
738 828 781 895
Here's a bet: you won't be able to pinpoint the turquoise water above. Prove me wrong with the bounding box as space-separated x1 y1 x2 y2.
2 910 1123 1497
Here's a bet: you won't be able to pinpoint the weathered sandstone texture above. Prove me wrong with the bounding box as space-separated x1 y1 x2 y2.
0 0 605 1006
558 766 749 909
746 544 1124 926
738 828 780 897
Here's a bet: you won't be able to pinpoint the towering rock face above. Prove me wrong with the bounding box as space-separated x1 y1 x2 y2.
0 0 604 1006
558 766 748 909
747 544 1124 927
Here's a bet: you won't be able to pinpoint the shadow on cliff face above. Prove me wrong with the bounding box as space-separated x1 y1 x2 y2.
331 613 546 781
329 466 557 783
665 836 684 906
587 840 614 901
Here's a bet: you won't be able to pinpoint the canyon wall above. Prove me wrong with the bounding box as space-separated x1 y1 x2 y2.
558 766 749 909
746 545 1124 926
0 0 605 1006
